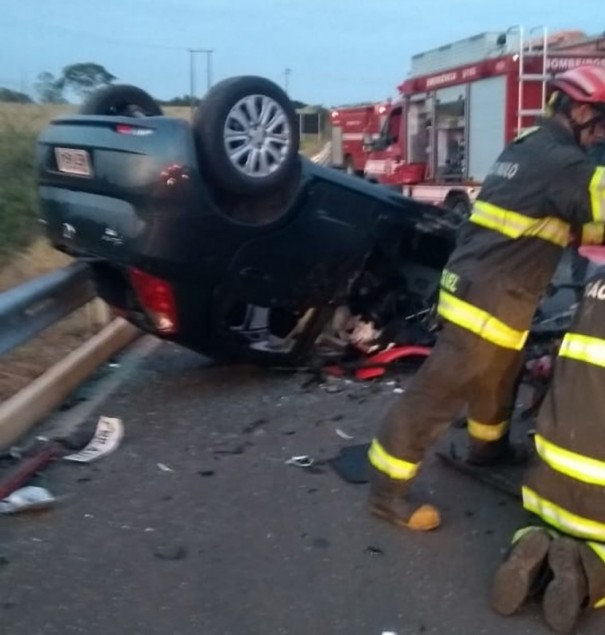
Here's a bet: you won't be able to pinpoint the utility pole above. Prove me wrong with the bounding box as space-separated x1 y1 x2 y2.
188 48 214 120
284 67 291 95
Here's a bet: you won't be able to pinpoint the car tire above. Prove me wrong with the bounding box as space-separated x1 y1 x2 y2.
193 76 300 195
79 84 163 117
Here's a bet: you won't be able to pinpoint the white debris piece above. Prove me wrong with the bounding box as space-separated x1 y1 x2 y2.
0 486 56 514
63 416 124 463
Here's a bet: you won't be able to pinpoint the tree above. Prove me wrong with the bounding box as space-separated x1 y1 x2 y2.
0 87 33 103
58 63 116 98
34 72 65 103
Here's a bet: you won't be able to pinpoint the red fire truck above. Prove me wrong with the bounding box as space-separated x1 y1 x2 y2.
363 26 605 216
329 101 392 175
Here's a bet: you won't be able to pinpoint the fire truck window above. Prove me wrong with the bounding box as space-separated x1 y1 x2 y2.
407 104 429 164
436 98 466 181
387 110 402 144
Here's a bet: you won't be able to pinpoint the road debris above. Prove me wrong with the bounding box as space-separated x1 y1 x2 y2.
0 440 62 501
63 416 123 463
365 545 385 556
0 486 56 514
321 378 345 394
285 455 315 468
157 463 174 472
335 428 354 440
328 443 370 484
323 344 430 381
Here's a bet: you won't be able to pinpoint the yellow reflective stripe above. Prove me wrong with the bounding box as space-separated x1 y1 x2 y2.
587 542 605 608
588 541 605 563
438 290 529 350
559 332 605 369
368 439 419 481
522 486 605 542
471 200 569 247
535 434 605 487
467 419 508 442
512 526 558 544
471 201 534 237
581 222 605 245
589 167 605 222
524 218 570 246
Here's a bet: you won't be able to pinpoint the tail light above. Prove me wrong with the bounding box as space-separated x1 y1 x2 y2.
128 267 178 334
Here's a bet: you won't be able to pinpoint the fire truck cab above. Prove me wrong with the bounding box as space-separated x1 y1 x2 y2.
329 101 392 176
364 26 605 216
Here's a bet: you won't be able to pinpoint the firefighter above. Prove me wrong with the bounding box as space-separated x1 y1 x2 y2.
367 64 605 532
491 260 605 634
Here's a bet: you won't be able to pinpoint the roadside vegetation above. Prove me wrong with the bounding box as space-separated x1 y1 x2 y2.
0 115 39 262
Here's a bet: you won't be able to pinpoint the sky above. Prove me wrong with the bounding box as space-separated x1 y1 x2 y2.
1 0 605 107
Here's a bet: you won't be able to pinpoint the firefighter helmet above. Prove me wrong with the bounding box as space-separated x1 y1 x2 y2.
549 65 605 109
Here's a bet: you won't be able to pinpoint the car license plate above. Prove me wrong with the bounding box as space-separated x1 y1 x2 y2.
54 147 92 177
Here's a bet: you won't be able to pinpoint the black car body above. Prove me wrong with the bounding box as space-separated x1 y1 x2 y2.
35 77 576 365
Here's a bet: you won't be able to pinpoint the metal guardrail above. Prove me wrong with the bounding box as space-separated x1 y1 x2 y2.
0 260 141 450
0 261 95 356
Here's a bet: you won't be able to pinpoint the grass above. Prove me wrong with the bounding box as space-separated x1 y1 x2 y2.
0 125 38 261
0 104 114 402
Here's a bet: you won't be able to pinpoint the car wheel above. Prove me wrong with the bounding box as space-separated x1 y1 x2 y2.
79 84 163 117
194 76 300 195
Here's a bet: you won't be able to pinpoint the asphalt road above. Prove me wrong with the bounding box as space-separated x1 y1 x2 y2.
0 341 602 635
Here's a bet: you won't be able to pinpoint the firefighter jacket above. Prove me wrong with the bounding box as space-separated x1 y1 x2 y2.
523 267 605 586
439 118 605 351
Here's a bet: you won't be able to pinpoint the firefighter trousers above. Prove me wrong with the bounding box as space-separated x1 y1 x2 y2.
375 320 525 470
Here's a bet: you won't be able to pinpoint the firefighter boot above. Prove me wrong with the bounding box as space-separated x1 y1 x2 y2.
367 466 441 532
466 437 530 467
542 537 588 634
491 527 553 616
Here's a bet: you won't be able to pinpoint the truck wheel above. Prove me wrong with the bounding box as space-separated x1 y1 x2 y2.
193 76 300 195
79 84 163 117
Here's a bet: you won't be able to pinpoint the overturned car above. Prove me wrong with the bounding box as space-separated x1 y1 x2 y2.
35 76 578 367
